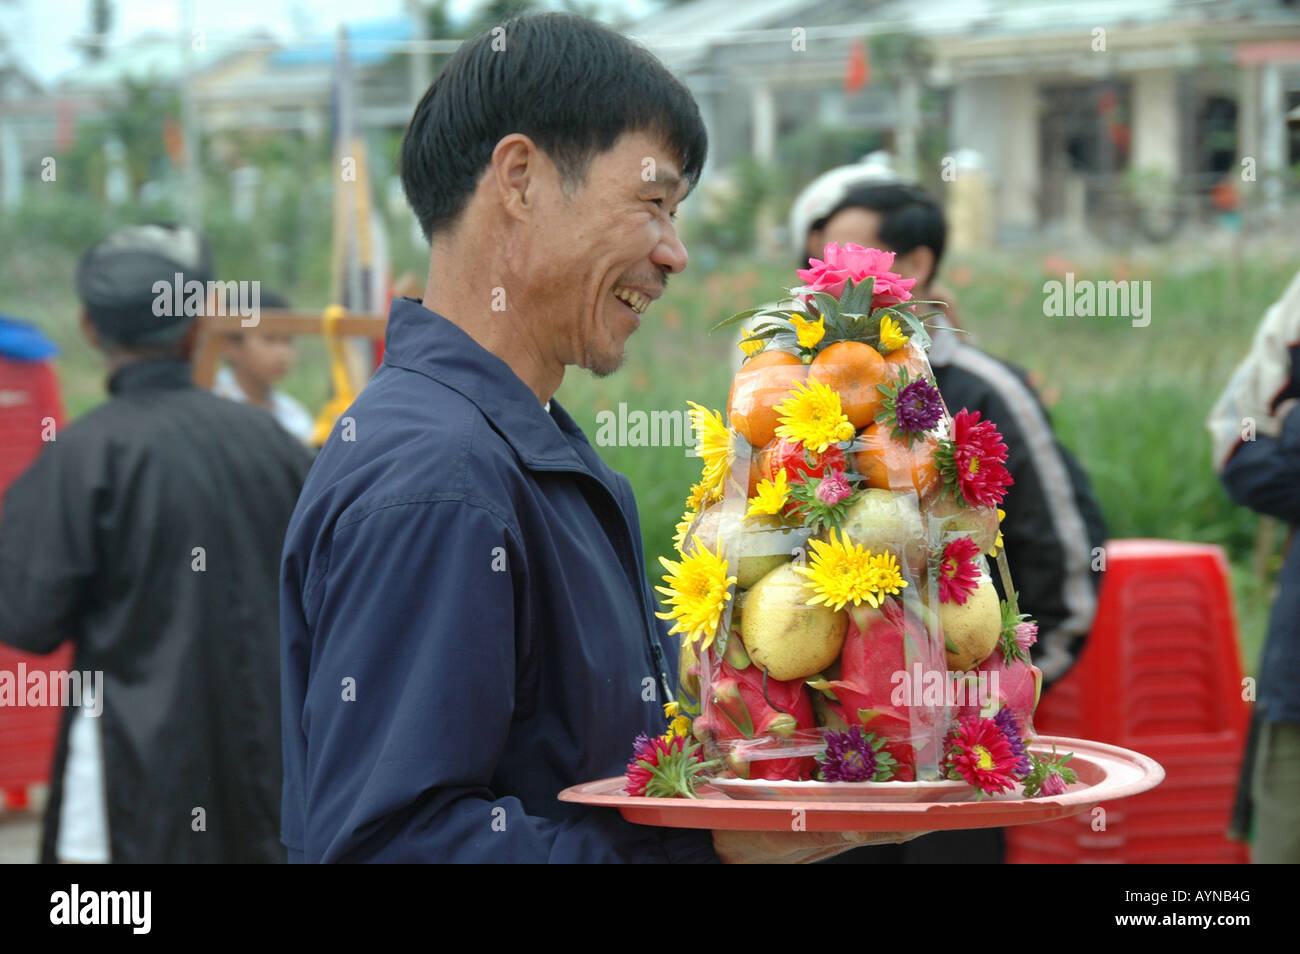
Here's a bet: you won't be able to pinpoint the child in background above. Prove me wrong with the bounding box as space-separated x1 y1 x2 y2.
213 290 315 445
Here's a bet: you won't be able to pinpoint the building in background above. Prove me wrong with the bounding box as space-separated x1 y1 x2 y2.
630 0 1300 247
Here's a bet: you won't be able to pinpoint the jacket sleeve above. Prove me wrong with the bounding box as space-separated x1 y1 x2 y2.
1219 404 1300 524
292 496 714 863
973 377 1107 688
0 441 96 654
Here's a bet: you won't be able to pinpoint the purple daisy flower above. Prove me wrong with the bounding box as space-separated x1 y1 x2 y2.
895 377 944 434
994 708 1032 779
818 726 878 782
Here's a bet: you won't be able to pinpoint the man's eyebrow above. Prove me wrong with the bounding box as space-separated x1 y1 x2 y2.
649 169 684 196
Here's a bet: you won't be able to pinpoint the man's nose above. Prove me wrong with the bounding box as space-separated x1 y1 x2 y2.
653 222 689 275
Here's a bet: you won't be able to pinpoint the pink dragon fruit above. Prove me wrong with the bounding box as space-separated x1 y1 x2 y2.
809 599 946 780
694 653 818 780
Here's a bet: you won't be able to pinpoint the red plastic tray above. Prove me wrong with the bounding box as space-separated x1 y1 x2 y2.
558 735 1164 832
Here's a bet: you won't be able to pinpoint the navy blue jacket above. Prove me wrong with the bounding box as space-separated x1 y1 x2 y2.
1221 403 1300 724
280 297 719 862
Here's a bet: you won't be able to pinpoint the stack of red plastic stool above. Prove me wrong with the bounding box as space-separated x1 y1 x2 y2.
0 337 71 810
1006 539 1252 864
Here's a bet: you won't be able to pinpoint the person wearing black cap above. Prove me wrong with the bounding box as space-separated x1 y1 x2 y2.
0 224 313 863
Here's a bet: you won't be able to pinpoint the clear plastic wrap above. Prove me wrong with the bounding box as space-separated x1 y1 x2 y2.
659 244 1044 799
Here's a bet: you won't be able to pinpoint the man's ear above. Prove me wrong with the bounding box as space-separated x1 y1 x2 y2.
491 133 541 223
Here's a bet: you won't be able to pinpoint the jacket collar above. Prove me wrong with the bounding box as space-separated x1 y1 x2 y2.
107 357 195 395
381 297 594 473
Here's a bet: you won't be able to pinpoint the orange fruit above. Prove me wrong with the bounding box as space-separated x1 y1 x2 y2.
727 350 807 449
807 340 888 429
853 422 940 500
882 341 929 381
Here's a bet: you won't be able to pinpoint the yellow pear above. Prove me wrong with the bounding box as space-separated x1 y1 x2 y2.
741 561 848 680
927 496 999 554
940 569 1002 671
833 488 926 572
688 504 810 589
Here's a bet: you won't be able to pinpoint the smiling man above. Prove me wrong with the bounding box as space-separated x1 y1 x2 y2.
279 13 900 863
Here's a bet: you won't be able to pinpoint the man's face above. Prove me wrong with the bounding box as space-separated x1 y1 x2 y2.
519 129 690 377
807 206 931 290
223 330 295 386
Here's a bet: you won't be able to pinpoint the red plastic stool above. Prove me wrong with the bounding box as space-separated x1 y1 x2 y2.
1007 539 1251 864
0 350 70 810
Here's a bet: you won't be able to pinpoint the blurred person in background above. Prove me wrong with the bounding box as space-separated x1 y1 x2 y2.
1208 268 1300 864
777 170 1108 864
212 289 315 445
0 224 313 863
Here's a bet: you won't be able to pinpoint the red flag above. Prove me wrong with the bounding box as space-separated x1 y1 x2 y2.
163 119 185 164
845 40 870 95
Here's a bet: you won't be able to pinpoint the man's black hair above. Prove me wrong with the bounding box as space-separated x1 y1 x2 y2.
810 183 946 283
399 12 707 241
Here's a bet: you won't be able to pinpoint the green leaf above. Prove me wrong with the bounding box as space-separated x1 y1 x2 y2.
811 292 841 324
840 276 876 316
890 309 933 351
710 308 765 332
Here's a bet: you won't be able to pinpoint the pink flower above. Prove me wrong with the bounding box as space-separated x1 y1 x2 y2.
1039 772 1068 797
815 469 852 506
796 243 917 308
1014 620 1038 654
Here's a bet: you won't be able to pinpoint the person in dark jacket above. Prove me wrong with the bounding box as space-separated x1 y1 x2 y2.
0 224 313 863
1208 268 1300 864
280 13 916 864
782 175 1108 864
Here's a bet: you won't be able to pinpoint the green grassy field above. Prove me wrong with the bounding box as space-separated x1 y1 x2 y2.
3 237 1294 676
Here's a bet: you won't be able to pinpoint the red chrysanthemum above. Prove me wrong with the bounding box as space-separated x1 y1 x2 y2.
935 409 1014 508
944 716 1019 796
938 536 982 605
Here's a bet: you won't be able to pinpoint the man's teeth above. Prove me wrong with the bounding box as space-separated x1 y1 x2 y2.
613 287 650 314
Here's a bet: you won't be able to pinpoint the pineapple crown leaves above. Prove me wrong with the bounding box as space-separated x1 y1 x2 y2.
997 594 1035 664
785 477 858 533
711 278 946 357
638 735 721 799
1020 746 1078 798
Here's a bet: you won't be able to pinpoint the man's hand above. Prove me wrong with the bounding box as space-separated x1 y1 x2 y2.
711 828 927 864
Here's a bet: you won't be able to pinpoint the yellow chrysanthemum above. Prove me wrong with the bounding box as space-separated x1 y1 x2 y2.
687 401 732 493
988 507 1007 557
790 314 826 350
746 469 790 517
793 528 880 612
773 379 855 454
655 535 737 651
738 328 766 358
672 508 697 553
867 551 908 601
661 700 693 739
878 315 908 354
